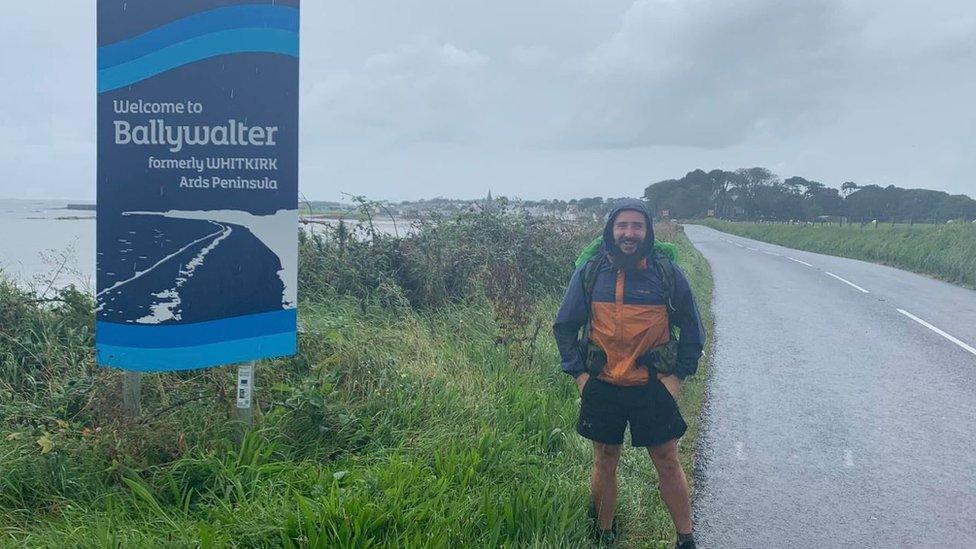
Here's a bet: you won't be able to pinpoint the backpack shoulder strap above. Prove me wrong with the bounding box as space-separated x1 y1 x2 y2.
581 253 605 304
578 253 607 344
653 250 677 313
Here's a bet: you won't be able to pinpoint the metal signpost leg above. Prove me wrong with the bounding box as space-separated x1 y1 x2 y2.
123 371 142 419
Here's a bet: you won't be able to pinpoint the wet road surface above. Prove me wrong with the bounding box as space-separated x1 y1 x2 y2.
684 224 976 548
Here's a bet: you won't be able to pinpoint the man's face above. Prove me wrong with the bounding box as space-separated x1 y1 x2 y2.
612 210 647 255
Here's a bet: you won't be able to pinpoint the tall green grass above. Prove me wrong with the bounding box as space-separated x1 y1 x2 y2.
697 219 976 289
0 217 714 548
4 296 582 547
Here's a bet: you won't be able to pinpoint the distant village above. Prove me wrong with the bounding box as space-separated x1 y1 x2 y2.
63 193 635 222
306 192 626 222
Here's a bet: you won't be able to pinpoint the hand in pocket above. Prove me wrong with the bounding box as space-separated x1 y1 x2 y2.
576 373 590 395
656 372 681 400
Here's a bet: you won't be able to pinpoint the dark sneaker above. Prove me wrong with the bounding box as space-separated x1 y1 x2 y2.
675 538 697 549
587 504 620 545
595 528 617 546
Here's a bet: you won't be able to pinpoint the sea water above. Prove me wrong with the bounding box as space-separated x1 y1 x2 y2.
0 199 402 292
0 199 96 291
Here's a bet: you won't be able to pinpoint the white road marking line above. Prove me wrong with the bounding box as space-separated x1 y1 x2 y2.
844 449 854 468
746 247 759 251
735 243 745 248
762 251 780 256
788 257 812 267
735 441 744 460
825 272 870 293
897 309 976 357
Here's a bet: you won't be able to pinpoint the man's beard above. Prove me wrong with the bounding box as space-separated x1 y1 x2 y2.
611 239 645 269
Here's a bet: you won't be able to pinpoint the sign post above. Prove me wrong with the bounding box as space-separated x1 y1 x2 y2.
96 2 300 406
123 371 142 419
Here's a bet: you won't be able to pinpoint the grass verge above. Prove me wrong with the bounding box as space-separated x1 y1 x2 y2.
695 218 976 289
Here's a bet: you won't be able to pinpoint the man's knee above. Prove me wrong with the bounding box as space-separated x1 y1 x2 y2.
647 439 681 471
593 442 622 472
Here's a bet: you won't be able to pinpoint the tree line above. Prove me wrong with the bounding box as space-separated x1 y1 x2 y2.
642 168 976 223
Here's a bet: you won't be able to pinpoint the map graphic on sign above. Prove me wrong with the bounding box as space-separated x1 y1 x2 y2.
96 2 300 371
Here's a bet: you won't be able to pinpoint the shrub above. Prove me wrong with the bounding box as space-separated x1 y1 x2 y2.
298 205 593 309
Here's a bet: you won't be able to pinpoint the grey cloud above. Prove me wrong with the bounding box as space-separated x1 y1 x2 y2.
509 45 554 68
558 0 866 149
303 39 495 145
2 1 975 200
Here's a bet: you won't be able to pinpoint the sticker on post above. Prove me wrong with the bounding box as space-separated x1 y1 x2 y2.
236 363 253 409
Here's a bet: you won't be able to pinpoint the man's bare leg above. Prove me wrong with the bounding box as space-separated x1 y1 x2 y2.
591 442 622 530
647 439 692 534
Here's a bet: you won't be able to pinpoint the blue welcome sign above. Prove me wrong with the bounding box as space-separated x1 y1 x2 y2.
96 1 300 371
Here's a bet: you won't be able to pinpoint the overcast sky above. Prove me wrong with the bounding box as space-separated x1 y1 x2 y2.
2 1 975 201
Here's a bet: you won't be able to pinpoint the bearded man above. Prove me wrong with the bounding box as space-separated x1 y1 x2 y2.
553 198 705 548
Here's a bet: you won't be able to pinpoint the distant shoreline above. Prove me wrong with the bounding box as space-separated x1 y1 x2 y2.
25 215 95 221
65 204 96 211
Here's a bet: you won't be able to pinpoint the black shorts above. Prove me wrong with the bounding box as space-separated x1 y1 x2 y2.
577 376 687 447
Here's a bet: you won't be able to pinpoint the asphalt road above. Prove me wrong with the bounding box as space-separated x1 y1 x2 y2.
684 224 976 548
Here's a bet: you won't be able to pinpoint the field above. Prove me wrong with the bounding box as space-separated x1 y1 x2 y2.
0 212 713 548
696 218 976 289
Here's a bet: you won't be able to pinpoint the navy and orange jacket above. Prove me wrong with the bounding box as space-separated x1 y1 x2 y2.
553 200 705 386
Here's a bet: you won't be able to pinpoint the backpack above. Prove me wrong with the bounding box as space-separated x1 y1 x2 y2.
576 236 680 376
